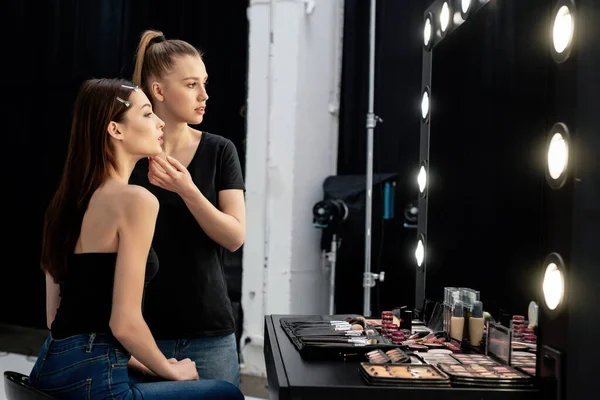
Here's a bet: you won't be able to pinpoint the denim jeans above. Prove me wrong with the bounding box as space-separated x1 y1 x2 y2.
29 333 244 400
154 333 240 386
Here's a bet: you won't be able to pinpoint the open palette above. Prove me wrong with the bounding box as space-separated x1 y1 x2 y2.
436 363 534 388
359 363 451 387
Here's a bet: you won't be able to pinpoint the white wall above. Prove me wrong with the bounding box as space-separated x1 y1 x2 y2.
241 0 345 377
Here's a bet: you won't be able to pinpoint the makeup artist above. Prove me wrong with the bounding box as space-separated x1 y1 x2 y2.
128 30 246 387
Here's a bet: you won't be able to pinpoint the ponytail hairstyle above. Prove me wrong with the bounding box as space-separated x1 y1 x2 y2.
132 30 202 99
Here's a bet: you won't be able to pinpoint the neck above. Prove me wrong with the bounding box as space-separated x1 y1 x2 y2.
155 108 193 155
108 149 140 184
162 122 192 155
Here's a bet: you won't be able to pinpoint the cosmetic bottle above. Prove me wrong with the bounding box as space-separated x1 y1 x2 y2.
469 300 485 346
450 300 464 342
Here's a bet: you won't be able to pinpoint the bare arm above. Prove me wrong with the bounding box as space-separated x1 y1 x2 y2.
45 273 61 330
109 188 179 381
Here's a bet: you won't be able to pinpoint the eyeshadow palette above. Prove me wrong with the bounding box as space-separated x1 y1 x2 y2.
437 363 534 388
359 363 451 387
365 348 410 364
511 351 536 370
418 352 461 366
451 353 501 365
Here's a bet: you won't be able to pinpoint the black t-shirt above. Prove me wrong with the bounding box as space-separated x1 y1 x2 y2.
129 132 245 339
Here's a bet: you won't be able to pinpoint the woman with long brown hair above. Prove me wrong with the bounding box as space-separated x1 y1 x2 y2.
29 78 244 399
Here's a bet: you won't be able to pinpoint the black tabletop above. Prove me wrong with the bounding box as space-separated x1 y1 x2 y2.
264 314 541 400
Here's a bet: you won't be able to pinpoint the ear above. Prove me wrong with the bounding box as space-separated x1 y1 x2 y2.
107 121 124 141
150 81 165 103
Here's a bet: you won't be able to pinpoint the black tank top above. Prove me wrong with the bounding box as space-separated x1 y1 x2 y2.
50 248 159 339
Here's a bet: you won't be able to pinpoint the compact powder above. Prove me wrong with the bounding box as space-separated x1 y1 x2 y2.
438 363 532 381
361 363 449 380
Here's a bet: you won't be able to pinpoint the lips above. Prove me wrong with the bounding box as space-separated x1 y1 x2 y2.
195 106 206 114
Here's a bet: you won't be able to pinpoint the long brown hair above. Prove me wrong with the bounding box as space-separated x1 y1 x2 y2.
132 29 201 98
41 78 137 283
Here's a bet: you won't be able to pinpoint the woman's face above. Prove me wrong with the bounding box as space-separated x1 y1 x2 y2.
159 54 209 125
119 90 165 157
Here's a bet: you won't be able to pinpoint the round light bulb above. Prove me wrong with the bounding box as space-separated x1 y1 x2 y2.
553 5 574 54
543 262 564 310
424 16 432 47
461 0 471 14
421 90 430 120
418 166 427 194
547 132 568 180
415 239 424 267
440 2 450 33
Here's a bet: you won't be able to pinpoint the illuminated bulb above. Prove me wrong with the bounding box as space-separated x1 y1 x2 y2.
418 166 427 194
553 5 574 54
415 239 424 267
543 263 564 310
421 90 430 120
547 133 568 180
461 0 471 14
440 2 450 33
424 16 432 47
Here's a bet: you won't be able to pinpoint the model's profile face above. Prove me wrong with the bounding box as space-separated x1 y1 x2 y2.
119 90 165 157
160 54 209 124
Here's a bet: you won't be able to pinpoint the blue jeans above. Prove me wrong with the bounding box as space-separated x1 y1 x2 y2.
154 334 240 386
29 333 244 400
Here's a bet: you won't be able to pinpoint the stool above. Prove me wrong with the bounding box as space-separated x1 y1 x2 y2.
3 371 55 399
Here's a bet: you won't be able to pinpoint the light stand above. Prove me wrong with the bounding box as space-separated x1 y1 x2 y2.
363 0 384 317
313 199 349 315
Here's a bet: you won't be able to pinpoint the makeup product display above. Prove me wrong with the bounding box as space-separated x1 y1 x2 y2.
280 317 397 359
359 363 451 387
436 363 533 388
510 351 536 373
365 349 392 364
365 348 411 364
418 352 462 366
450 353 501 365
469 300 485 346
443 287 480 339
450 300 465 342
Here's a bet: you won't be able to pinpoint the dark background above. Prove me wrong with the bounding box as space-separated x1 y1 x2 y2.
4 0 249 328
425 0 550 318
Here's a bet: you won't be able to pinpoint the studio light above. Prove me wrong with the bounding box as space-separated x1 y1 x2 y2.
440 2 451 34
542 254 565 311
551 1 575 63
460 0 472 20
553 5 573 54
418 165 427 195
415 237 425 267
424 14 433 49
545 123 570 189
421 87 430 122
461 0 471 14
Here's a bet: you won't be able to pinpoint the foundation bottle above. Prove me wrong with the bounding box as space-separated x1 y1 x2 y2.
450 300 464 342
469 300 485 346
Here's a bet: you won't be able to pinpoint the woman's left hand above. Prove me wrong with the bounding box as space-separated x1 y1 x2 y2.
148 155 195 195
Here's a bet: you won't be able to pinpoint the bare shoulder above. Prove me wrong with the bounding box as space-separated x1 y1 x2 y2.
116 185 159 219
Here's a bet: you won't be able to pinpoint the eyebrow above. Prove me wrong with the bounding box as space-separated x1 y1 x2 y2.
182 76 208 81
141 103 152 109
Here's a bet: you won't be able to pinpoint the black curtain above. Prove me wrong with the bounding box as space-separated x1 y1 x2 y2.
4 0 249 329
336 0 428 314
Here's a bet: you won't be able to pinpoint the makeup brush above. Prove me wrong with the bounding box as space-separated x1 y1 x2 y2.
303 337 378 344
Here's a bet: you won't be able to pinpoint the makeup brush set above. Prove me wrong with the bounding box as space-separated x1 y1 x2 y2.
280 317 397 360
